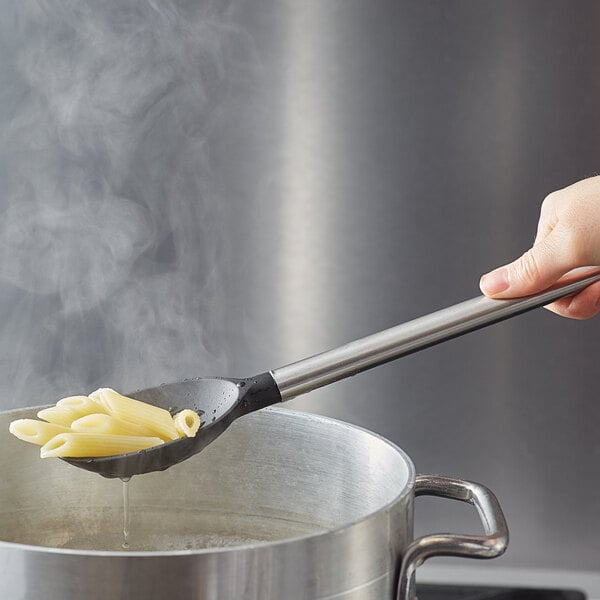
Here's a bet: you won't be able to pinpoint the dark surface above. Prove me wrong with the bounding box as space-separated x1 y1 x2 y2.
417 584 586 600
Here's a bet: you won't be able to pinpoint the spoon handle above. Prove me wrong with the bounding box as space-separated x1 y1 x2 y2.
270 271 600 400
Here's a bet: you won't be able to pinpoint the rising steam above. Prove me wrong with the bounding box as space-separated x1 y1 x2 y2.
0 1 244 406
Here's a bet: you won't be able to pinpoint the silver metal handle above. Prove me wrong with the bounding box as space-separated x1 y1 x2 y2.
397 475 509 600
271 271 600 400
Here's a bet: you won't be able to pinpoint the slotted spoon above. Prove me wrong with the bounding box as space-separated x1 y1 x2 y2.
64 270 600 477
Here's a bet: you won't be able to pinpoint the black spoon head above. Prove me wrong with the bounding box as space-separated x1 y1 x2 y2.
62 372 280 478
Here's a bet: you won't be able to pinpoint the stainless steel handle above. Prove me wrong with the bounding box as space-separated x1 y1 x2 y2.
396 475 509 600
270 271 600 400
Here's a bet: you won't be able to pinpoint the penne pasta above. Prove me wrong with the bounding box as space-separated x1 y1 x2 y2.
40 433 164 458
9 387 202 461
9 419 71 446
88 389 109 412
94 388 179 441
173 409 201 438
71 413 158 438
56 395 108 418
37 406 83 428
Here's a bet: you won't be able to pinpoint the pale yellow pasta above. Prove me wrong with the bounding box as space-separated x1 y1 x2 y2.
37 406 82 428
9 419 71 446
94 388 179 441
40 433 164 458
173 409 201 438
9 387 203 460
71 413 158 438
88 389 109 412
56 395 108 418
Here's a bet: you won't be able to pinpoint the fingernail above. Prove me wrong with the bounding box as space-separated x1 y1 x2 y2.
480 268 509 295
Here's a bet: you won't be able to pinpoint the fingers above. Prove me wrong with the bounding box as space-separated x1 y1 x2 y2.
479 225 576 298
544 279 600 319
479 177 600 319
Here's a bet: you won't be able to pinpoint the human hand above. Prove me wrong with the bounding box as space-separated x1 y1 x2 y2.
479 176 600 319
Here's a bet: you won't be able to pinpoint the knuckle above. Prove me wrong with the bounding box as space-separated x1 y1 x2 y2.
541 189 566 215
542 191 559 209
517 250 543 283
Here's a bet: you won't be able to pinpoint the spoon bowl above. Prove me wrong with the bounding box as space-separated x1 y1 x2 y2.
63 374 280 478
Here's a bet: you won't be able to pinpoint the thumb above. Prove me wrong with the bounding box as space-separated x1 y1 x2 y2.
480 228 575 298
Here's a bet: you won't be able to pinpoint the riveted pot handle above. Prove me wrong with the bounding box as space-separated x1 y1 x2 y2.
397 475 509 600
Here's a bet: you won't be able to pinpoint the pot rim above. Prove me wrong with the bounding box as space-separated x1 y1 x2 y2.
0 405 416 557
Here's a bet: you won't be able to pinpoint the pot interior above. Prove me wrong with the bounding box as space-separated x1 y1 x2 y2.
0 407 413 552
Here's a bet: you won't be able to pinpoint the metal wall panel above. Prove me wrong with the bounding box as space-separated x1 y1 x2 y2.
0 0 598 571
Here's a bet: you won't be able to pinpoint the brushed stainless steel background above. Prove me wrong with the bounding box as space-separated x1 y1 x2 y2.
0 0 599 573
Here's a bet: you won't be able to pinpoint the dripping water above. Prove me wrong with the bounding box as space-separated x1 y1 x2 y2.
121 477 131 550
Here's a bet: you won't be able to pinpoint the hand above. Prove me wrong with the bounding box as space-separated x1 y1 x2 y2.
479 176 600 319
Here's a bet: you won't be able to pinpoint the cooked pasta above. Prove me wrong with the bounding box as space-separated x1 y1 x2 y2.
37 406 83 428
71 413 158 438
88 389 110 412
9 419 71 446
173 409 201 438
40 433 164 458
94 388 179 441
57 395 108 418
9 387 202 460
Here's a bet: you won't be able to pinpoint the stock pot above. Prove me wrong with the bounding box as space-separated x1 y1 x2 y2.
0 406 507 599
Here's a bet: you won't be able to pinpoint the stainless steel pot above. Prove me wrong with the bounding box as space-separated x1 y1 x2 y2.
0 406 507 599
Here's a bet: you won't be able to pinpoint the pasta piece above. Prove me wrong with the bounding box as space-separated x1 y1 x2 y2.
88 389 109 412
37 406 82 428
173 409 201 438
57 395 108 418
93 388 179 441
40 433 164 458
9 419 71 446
71 413 158 438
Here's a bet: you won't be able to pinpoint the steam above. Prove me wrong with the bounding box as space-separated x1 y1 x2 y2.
0 1 243 406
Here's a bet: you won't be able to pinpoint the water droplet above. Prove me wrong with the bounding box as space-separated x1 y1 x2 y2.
121 478 131 550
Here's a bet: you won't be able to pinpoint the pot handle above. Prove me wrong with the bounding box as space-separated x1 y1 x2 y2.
397 474 509 600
